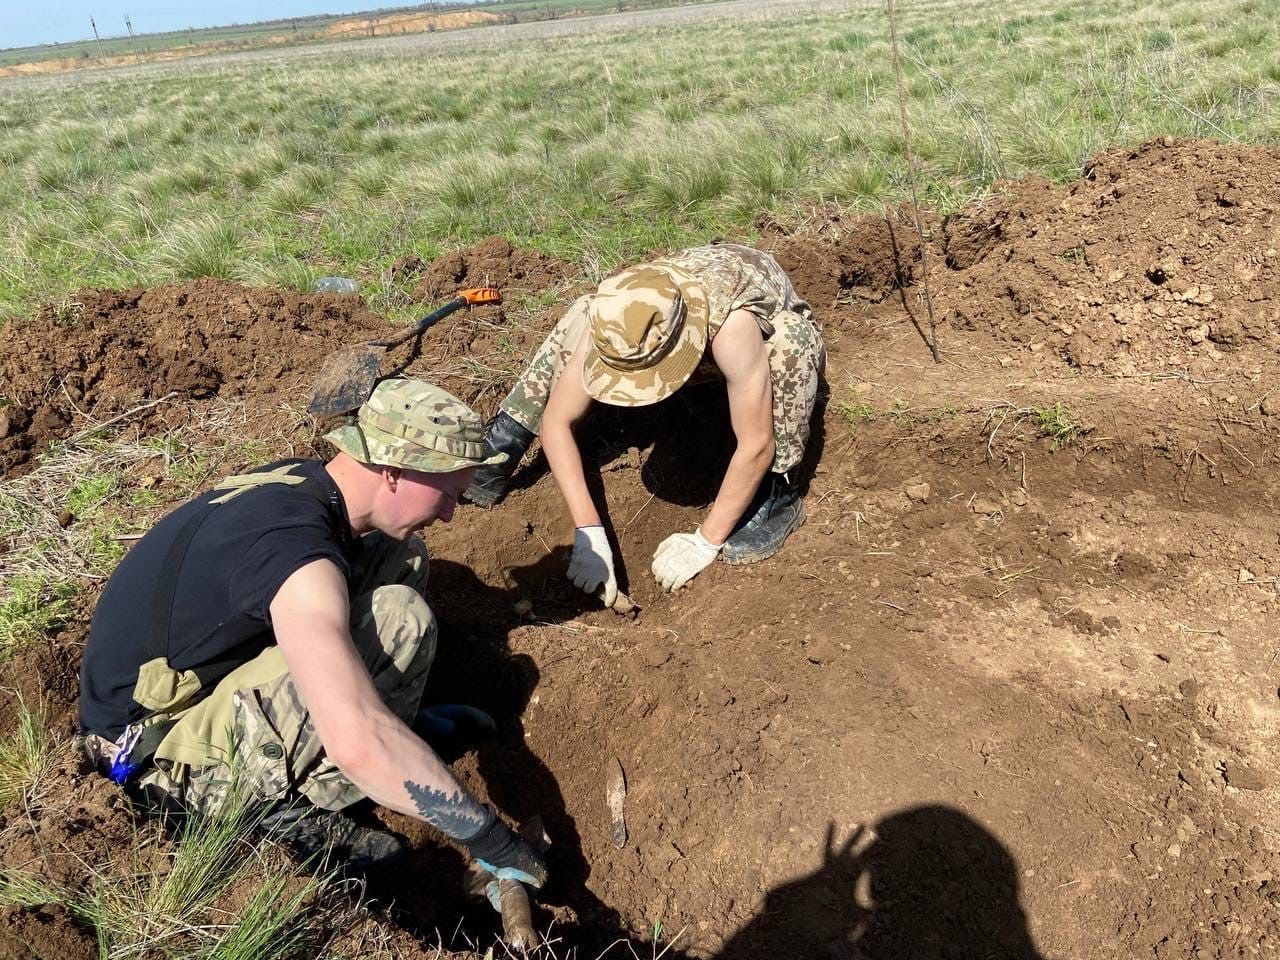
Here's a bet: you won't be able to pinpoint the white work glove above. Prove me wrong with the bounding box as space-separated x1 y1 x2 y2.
652 528 722 592
568 525 618 606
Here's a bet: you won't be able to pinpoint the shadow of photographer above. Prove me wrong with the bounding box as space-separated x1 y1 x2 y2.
714 808 1045 960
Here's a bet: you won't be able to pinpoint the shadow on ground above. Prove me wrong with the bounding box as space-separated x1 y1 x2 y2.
712 809 1045 960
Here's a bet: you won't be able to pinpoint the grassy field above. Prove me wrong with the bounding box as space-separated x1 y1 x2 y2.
0 0 1276 324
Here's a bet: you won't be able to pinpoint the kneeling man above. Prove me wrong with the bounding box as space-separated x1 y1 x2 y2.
79 378 546 889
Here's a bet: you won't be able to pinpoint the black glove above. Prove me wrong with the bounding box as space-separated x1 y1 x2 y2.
412 704 498 761
463 806 548 889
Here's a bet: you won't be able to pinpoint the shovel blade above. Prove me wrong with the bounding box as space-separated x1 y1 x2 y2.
307 345 386 416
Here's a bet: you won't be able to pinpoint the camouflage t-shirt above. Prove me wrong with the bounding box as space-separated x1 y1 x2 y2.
652 243 809 342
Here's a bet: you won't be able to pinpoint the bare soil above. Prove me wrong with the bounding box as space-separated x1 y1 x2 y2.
0 904 95 960
3 137 1280 959
0 280 388 477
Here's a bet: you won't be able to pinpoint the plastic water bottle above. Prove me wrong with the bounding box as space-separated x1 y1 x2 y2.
313 276 359 294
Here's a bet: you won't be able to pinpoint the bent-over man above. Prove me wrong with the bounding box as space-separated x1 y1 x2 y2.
465 243 825 601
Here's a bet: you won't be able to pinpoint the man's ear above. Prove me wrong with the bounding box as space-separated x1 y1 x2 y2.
382 466 402 492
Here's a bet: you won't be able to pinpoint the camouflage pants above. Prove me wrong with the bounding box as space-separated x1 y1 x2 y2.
137 533 436 818
500 301 826 474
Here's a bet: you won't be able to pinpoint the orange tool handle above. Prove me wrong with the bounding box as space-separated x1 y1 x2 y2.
460 287 502 306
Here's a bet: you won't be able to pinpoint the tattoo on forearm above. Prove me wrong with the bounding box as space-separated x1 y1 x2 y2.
403 780 487 840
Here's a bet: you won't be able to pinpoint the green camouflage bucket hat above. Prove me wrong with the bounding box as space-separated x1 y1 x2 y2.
325 378 506 473
582 261 709 407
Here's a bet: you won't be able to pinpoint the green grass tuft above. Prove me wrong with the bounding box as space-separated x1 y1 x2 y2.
836 399 876 433
0 575 77 657
1032 402 1077 448
65 474 118 516
0 703 57 811
155 216 244 280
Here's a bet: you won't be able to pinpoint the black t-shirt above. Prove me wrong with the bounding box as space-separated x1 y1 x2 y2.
79 458 361 739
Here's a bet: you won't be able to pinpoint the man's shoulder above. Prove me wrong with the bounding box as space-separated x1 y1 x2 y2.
205 458 335 513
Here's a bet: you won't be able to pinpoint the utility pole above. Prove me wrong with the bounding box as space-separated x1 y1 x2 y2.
124 14 142 64
89 17 106 59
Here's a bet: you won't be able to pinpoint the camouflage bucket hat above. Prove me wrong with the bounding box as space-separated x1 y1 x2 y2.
325 378 506 473
582 261 709 407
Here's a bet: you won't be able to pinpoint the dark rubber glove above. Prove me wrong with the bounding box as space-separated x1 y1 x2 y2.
463 806 548 889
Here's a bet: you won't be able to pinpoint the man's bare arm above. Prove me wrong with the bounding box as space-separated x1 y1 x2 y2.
540 332 601 529
269 559 488 839
701 309 775 544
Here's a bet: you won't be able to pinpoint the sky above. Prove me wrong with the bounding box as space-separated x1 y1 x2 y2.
2 1 415 50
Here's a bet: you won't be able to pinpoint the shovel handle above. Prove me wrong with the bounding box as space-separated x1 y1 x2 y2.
461 287 502 306
498 878 538 952
369 287 502 349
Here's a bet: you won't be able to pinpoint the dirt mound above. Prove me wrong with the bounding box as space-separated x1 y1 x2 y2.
0 280 388 478
758 205 931 308
0 241 580 480
0 757 144 889
0 633 84 740
413 235 575 302
0 904 96 960
934 137 1280 375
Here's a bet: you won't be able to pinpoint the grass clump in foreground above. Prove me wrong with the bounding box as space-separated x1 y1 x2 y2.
0 574 77 657
0 702 57 810
0 777 336 959
85 806 328 960
2 0 1279 321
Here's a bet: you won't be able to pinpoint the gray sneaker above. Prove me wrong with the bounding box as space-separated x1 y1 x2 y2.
721 472 805 565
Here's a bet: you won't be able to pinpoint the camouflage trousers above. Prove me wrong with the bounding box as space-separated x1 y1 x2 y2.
500 300 826 474
136 533 436 818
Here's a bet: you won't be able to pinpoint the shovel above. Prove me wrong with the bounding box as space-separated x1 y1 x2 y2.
308 287 501 416
463 816 550 953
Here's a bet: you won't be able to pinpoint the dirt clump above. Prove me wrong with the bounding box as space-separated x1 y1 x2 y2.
385 254 426 283
413 235 575 302
760 205 933 309
0 759 143 889
0 903 96 960
0 633 84 739
0 280 390 479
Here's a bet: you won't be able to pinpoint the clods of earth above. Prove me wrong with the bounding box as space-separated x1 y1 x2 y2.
2 137 1279 958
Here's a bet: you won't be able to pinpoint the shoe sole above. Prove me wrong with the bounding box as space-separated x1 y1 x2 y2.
721 501 806 566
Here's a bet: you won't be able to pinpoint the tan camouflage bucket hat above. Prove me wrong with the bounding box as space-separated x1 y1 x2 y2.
582 261 710 406
325 378 506 473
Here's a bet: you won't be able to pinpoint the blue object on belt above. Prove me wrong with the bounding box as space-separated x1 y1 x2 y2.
107 724 145 785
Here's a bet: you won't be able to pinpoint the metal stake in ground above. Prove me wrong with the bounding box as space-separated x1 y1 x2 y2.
886 0 942 364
